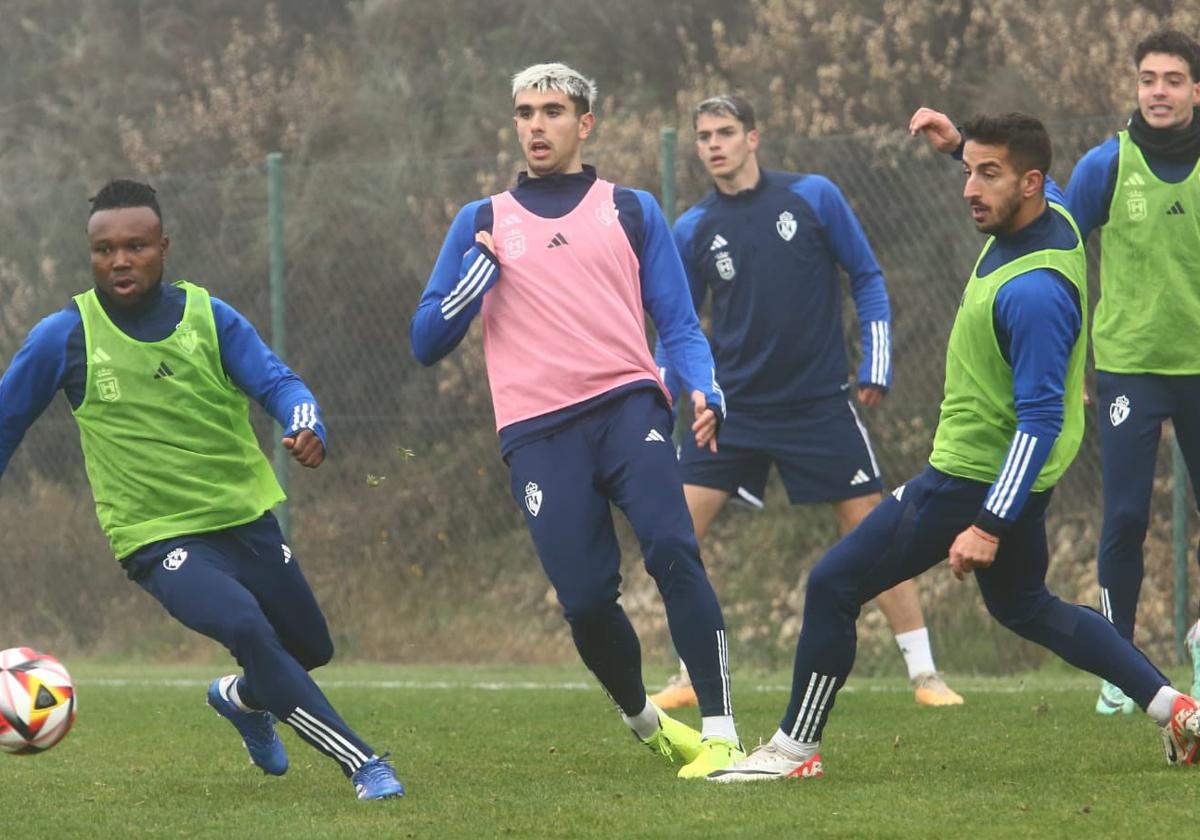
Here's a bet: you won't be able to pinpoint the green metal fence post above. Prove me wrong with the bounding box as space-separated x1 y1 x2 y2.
267 151 290 539
660 127 678 225
660 127 684 454
1174 435 1190 664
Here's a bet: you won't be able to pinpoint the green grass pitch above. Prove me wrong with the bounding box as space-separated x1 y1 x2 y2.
3 662 1196 839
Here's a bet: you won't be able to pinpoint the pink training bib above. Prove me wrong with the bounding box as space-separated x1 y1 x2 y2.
482 179 667 430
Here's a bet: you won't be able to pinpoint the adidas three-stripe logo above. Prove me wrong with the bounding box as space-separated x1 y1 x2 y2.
644 429 666 443
849 469 871 486
441 251 496 321
709 234 728 251
546 232 569 248
290 402 318 434
153 361 175 379
985 430 1038 519
286 707 370 773
1167 201 1186 215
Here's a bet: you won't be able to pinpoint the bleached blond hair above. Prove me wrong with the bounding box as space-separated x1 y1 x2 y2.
511 62 597 114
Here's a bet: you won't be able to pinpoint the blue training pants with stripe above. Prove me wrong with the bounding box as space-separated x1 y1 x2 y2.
1096 372 1200 640
125 512 378 777
781 465 1168 744
506 388 734 719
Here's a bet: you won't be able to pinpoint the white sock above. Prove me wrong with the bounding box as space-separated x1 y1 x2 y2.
221 675 254 713
769 729 819 762
895 627 936 679
701 715 738 743
622 699 662 740
1147 685 1182 727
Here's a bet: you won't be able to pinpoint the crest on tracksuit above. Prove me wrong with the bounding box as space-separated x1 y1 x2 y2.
776 210 797 241
1109 395 1131 427
524 481 543 516
715 250 736 281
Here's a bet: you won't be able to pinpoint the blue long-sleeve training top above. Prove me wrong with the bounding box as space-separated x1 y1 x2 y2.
1065 134 1197 240
0 281 325 479
972 177 1083 534
411 165 723 456
655 170 892 410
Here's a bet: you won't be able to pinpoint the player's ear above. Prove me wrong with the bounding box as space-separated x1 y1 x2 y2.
1022 169 1044 199
578 111 595 140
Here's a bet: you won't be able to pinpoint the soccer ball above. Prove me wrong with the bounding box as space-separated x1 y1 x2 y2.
0 647 77 755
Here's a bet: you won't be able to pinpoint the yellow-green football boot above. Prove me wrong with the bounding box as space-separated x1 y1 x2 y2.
640 708 703 767
677 736 746 779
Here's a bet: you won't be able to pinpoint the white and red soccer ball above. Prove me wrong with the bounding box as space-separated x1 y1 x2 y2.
0 647 76 754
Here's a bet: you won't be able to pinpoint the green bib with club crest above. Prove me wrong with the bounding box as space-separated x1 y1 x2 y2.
72 280 284 559
1096 132 1200 374
930 203 1088 490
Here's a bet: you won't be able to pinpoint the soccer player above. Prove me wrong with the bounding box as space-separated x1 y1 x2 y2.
709 110 1200 782
1064 30 1200 715
0 180 403 801
411 63 744 778
650 94 962 710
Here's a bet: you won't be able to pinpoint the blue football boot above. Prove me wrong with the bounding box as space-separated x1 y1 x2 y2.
206 675 288 776
351 753 405 800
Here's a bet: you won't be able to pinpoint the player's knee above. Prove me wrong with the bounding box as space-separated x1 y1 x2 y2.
296 634 334 670
560 587 620 626
983 596 1050 636
223 609 275 654
641 532 702 581
806 552 860 609
1104 504 1151 542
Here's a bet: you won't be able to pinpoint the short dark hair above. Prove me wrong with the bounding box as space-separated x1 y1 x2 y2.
962 113 1052 176
693 94 756 130
89 179 162 221
1135 30 1200 82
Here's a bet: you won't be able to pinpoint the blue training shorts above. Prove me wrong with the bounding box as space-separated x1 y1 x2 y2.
679 392 882 506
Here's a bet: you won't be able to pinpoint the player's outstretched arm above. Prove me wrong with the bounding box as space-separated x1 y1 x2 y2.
211 296 329 466
909 107 962 154
636 192 725 439
410 200 498 366
0 311 76 481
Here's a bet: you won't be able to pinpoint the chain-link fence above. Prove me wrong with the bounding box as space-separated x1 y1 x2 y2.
1 117 1195 675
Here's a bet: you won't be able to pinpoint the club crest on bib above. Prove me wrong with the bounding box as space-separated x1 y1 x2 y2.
715 251 736 281
163 548 188 571
595 200 618 227
176 322 198 354
503 230 526 260
524 481 543 516
1109 395 1131 427
95 368 121 402
1126 193 1147 222
776 210 797 241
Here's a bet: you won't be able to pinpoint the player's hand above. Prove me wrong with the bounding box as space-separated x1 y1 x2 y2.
691 390 719 453
283 428 325 468
909 107 962 154
857 385 885 408
947 525 999 581
1082 382 1092 408
474 230 495 254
